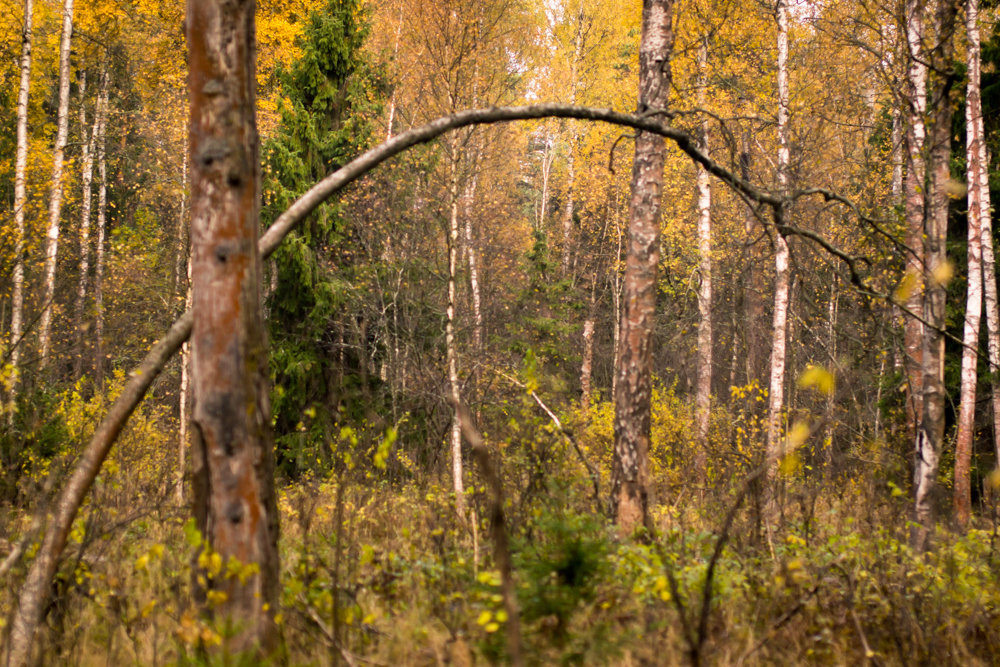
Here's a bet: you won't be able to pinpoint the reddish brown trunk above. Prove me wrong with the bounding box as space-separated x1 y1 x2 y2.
187 0 279 650
612 0 674 533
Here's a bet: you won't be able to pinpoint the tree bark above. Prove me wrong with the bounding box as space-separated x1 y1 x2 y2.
903 0 928 449
695 37 713 473
94 74 109 388
612 0 674 533
9 0 33 397
955 0 987 529
38 0 75 370
447 162 466 517
73 71 99 381
187 0 279 651
970 1 1000 474
913 0 958 550
766 0 792 461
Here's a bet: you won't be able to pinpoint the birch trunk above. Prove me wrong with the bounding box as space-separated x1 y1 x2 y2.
94 74 109 388
955 0 987 528
463 169 482 355
612 0 674 532
187 0 280 651
447 162 466 517
914 0 958 550
73 72 97 380
903 0 928 447
10 0 34 396
695 38 713 470
562 9 583 274
766 0 792 460
38 0 75 369
970 2 1000 471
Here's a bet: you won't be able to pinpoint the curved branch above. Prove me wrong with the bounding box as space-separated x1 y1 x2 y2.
4 102 866 665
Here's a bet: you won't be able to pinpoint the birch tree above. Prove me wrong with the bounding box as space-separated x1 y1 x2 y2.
9 0 33 396
612 0 674 532
38 0 75 369
955 0 990 528
766 0 792 461
913 0 958 549
695 35 713 469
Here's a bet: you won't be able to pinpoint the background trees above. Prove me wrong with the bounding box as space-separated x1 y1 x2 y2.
4 0 1000 663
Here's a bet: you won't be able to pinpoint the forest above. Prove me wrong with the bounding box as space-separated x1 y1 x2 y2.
2 0 1000 663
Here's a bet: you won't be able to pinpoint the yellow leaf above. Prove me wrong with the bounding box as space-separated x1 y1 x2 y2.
931 259 954 287
895 271 918 302
798 365 834 395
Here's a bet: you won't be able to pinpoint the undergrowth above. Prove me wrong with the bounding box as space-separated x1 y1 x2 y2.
2 381 999 665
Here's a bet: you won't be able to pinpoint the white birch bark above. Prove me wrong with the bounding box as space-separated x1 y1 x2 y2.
695 37 713 466
463 168 483 354
955 0 988 526
94 73 109 388
177 255 191 504
73 72 96 380
766 0 792 460
38 0 75 368
562 8 583 274
903 0 928 445
447 162 466 517
10 0 34 396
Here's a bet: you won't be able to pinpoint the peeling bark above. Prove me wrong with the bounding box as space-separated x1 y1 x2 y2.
612 0 674 533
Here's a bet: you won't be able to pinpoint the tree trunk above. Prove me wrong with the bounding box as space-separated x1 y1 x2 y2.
187 0 280 651
969 0 1000 474
447 162 466 517
74 71 98 381
766 0 792 461
580 315 595 413
903 0 928 449
38 0 75 370
562 9 583 274
463 169 483 355
94 73 109 388
955 0 987 529
694 37 713 472
914 0 958 550
612 0 674 533
9 0 33 397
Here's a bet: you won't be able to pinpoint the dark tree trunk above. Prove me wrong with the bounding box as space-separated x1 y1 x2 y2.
612 0 675 533
187 0 280 650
